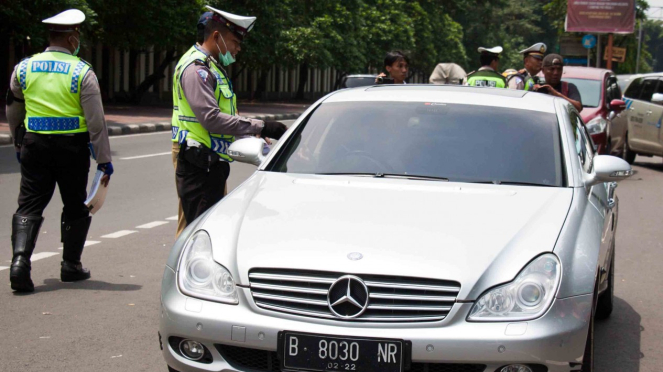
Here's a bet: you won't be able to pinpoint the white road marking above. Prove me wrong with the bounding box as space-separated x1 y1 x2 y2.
165 216 178 221
31 252 60 261
136 221 169 229
101 230 138 239
0 266 9 272
120 151 171 160
58 241 101 250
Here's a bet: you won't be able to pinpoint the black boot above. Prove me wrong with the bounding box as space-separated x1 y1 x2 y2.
10 214 44 292
60 215 92 282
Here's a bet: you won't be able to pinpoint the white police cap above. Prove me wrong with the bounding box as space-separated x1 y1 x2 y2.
477 46 503 55
204 5 256 40
42 9 85 32
519 43 547 58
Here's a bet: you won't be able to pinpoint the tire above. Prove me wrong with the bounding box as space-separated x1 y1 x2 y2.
622 133 636 164
582 283 598 372
595 249 615 320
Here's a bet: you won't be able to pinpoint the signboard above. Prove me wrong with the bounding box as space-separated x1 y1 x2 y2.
566 0 635 34
604 47 627 62
582 35 597 49
560 36 586 57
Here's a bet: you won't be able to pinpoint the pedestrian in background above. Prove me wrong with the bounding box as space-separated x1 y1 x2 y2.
173 6 287 226
376 51 409 84
507 42 547 90
465 46 507 88
535 54 583 112
6 9 113 292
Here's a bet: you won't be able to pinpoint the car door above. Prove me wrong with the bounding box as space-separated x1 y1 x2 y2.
572 111 613 291
629 77 663 154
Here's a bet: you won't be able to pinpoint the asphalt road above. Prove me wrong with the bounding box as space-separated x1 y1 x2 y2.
0 126 661 372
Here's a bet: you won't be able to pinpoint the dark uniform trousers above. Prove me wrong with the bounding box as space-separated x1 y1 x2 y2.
17 132 91 261
175 145 230 226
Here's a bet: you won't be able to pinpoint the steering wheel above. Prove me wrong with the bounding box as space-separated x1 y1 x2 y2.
323 149 393 173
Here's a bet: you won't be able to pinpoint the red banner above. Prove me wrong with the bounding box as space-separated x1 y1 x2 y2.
566 0 635 34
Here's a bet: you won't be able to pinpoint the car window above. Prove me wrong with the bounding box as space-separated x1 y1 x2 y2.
570 111 594 174
657 79 663 94
269 102 564 187
563 78 601 107
624 77 643 99
343 77 376 88
638 79 658 102
605 76 622 103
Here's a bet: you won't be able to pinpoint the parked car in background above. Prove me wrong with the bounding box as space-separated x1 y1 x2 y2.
558 67 626 154
160 85 633 372
340 74 378 89
618 73 663 164
617 74 640 92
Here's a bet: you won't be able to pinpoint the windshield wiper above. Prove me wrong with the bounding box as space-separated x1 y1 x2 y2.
316 172 448 181
468 180 555 187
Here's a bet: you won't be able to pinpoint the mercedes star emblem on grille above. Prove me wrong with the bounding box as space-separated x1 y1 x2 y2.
327 275 369 319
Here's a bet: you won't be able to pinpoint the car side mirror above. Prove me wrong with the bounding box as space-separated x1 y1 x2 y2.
609 99 626 113
585 155 632 187
228 137 267 166
652 93 663 105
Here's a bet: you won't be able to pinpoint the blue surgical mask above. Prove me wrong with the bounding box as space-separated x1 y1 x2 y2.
215 34 235 66
70 36 80 56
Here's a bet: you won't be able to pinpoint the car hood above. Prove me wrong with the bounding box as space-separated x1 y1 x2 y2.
205 172 573 300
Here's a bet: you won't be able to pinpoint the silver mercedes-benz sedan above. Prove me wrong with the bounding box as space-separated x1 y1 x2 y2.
159 85 632 372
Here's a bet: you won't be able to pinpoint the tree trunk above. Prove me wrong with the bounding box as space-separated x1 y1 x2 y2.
132 49 178 104
296 63 309 100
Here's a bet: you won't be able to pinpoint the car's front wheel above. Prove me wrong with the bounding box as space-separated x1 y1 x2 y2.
622 133 636 164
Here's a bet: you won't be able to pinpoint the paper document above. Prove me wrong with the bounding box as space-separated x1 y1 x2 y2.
85 170 108 215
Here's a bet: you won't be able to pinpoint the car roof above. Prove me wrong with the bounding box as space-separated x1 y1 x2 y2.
323 85 558 113
561 66 612 80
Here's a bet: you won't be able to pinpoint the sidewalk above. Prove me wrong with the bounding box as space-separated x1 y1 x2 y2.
0 101 310 144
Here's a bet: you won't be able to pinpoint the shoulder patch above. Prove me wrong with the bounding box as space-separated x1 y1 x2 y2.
197 69 209 83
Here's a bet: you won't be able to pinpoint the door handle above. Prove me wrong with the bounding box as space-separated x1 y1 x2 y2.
607 182 618 209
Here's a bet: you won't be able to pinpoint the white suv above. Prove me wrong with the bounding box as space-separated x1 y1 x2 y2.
620 74 663 163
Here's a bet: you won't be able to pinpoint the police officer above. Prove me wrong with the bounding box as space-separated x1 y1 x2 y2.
173 6 287 226
6 9 113 292
506 43 547 90
465 46 506 88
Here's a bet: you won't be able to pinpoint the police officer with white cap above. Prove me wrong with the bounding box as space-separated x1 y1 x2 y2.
5 9 113 292
465 46 507 88
173 6 287 227
506 42 547 90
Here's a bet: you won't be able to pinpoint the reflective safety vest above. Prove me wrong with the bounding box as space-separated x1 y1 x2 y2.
19 51 91 134
171 45 236 162
466 69 507 88
506 69 537 91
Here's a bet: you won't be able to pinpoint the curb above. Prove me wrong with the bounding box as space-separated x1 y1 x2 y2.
105 112 302 137
0 133 12 146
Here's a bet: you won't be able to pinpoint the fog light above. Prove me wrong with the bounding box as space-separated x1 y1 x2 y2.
500 365 533 372
179 339 205 361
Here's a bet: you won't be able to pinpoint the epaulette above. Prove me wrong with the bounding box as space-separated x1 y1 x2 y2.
194 59 210 68
467 70 476 75
518 69 527 74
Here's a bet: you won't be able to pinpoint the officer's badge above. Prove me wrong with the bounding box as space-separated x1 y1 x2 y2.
197 70 209 83
540 46 545 53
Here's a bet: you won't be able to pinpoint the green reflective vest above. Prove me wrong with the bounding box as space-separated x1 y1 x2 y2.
171 45 236 162
466 69 507 88
19 51 91 134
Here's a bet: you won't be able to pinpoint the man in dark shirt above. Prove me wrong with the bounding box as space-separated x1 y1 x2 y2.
535 54 583 112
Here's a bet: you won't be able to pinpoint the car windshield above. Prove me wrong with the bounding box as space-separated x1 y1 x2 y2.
344 77 376 88
268 101 564 187
563 78 601 107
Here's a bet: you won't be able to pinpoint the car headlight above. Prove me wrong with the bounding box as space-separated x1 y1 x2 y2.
585 117 608 135
177 230 238 304
468 254 561 321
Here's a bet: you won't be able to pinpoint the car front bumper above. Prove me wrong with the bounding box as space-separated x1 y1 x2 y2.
160 266 592 372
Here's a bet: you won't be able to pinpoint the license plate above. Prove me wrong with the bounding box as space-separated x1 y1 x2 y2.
279 331 406 372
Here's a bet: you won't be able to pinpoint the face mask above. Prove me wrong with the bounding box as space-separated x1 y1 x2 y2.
215 33 235 66
70 36 80 56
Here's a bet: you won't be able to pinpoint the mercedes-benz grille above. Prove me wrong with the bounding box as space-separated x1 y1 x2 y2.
248 269 460 322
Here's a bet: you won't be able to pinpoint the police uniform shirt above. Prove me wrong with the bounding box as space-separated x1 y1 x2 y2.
7 46 112 164
507 70 536 90
180 48 264 136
